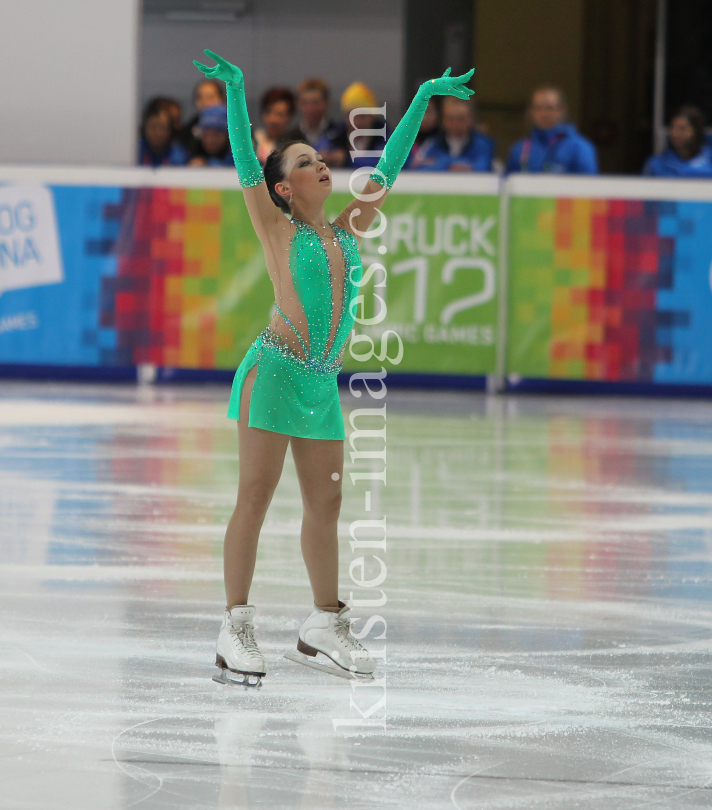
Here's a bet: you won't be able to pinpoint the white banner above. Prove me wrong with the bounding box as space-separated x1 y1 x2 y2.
0 185 64 299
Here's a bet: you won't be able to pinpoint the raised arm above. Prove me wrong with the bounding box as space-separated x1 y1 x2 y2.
193 49 281 242
337 68 474 243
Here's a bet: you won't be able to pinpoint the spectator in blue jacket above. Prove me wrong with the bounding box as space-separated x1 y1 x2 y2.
506 86 597 174
411 96 494 172
188 105 234 167
644 106 712 178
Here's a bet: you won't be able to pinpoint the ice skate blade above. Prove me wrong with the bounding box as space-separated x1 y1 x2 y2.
212 667 263 689
284 652 374 681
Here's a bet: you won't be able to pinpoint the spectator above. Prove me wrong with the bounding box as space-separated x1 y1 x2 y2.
285 78 343 166
138 98 187 167
253 88 296 164
644 106 712 177
328 81 391 170
405 97 442 167
411 96 494 172
706 129 712 156
506 86 597 174
180 79 226 156
188 105 233 167
418 96 442 146
149 96 182 135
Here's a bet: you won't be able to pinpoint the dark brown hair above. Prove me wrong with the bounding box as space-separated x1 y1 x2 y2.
264 139 310 214
140 97 179 138
669 105 706 158
260 87 296 117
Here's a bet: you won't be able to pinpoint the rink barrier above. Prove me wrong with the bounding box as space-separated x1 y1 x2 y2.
502 174 712 391
503 375 712 399
1 167 712 393
0 362 138 382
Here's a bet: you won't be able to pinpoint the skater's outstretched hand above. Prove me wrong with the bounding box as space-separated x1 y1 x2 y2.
193 49 243 87
334 65 475 238
192 47 284 239
424 67 475 100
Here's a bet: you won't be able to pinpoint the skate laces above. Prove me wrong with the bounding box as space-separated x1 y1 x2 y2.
334 616 367 653
229 620 261 655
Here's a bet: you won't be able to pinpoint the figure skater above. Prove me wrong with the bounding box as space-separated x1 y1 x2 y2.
192 49 474 686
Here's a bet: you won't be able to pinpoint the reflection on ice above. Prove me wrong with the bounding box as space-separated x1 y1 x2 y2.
1 382 712 809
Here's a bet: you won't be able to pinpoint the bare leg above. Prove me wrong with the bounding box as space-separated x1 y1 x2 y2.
224 365 290 608
290 436 344 608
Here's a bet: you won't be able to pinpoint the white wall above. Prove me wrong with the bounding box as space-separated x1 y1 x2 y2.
0 0 139 166
141 0 405 128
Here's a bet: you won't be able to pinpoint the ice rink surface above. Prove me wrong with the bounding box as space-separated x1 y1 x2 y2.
1 380 712 810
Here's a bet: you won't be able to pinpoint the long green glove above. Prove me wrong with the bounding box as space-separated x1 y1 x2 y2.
193 49 264 189
370 68 475 190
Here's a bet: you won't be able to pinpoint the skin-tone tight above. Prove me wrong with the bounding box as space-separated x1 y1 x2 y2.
223 364 344 610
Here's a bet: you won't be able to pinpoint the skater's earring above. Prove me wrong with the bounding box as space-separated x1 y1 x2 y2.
288 190 293 206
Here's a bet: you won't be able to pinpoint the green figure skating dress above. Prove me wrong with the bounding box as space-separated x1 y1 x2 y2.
226 219 362 439
193 50 474 440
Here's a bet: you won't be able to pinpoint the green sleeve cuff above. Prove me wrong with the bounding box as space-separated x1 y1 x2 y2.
368 167 392 190
234 158 264 188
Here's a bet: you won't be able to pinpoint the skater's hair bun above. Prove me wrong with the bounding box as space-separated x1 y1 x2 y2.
264 139 310 214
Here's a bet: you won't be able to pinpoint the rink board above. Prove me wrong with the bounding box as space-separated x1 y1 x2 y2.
0 170 499 378
1 168 712 387
505 175 712 386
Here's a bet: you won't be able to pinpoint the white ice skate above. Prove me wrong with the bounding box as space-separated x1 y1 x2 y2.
213 604 267 688
284 601 376 681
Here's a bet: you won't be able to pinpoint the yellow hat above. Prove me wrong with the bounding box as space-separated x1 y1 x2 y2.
340 81 377 112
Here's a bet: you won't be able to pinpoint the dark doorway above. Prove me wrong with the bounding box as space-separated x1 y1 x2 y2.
404 0 474 95
581 0 658 174
665 0 712 121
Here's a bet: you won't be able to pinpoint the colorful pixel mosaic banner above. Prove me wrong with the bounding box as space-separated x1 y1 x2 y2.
506 196 712 384
0 185 499 376
3 180 712 386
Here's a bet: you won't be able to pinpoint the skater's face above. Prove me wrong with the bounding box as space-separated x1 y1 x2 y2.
276 143 331 207
530 90 565 130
